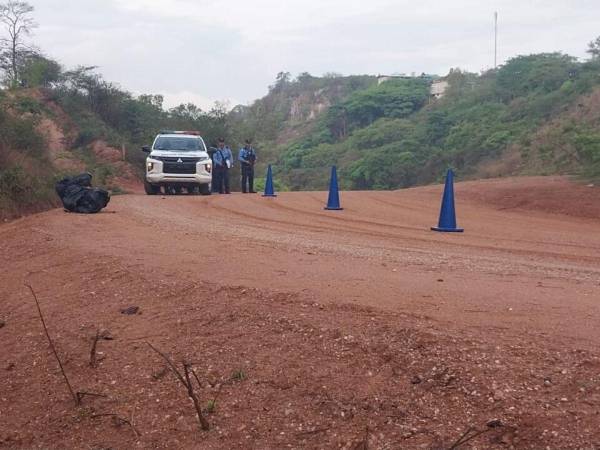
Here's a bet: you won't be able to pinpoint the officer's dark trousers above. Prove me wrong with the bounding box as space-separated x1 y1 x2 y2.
212 168 221 192
241 164 254 193
213 167 230 193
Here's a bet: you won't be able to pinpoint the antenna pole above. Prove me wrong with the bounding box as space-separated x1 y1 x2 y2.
494 11 498 69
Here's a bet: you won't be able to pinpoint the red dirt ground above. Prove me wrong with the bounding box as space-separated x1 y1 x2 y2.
1 176 599 449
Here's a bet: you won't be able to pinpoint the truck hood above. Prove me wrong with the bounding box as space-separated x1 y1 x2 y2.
149 150 209 159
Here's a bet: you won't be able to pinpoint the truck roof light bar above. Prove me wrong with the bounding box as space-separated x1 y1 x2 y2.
158 130 201 135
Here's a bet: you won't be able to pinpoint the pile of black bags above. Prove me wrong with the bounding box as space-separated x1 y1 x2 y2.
55 173 110 214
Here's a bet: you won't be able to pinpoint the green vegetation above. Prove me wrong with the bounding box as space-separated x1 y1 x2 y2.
276 77 431 189
206 399 217 413
49 66 235 162
0 88 56 217
266 53 600 190
0 166 51 215
253 175 288 193
230 71 376 142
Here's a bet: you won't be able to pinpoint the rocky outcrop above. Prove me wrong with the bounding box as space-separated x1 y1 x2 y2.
289 91 332 123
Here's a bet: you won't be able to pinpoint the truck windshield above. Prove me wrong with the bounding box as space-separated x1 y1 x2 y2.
153 137 204 151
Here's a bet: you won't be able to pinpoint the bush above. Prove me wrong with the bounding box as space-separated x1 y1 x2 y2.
0 165 56 218
0 166 31 198
573 127 600 178
93 165 115 185
0 112 46 157
19 55 62 88
12 96 43 115
73 127 97 148
253 174 288 193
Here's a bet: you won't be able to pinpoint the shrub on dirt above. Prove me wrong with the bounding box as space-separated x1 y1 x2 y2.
11 96 44 115
231 369 246 381
0 166 30 198
0 165 55 217
0 109 46 158
72 127 97 149
206 399 216 413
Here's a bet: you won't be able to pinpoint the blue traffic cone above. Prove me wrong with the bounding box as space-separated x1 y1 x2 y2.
262 164 277 197
324 166 343 210
431 169 463 232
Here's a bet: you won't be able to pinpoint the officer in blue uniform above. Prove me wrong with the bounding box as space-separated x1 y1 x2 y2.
212 138 233 194
238 139 257 193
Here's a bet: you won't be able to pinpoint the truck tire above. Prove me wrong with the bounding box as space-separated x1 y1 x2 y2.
199 183 211 196
144 180 160 195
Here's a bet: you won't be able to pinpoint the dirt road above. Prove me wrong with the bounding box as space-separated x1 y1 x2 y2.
1 176 599 449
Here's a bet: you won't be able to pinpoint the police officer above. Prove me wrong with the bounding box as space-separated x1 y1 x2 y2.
238 139 257 193
213 138 233 194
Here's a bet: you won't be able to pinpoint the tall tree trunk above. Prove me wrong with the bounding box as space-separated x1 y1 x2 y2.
10 20 18 87
11 38 17 86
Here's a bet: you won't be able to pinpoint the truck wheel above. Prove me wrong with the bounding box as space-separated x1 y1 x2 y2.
144 180 160 195
199 183 211 196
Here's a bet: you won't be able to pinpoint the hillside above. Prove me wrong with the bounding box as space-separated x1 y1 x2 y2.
228 73 378 168
2 49 600 219
0 70 379 219
0 63 240 220
238 54 600 190
0 87 141 220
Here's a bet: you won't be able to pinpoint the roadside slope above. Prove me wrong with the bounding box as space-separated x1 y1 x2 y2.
0 89 141 220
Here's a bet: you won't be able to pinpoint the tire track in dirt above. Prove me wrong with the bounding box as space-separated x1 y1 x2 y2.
4 176 600 346
201 196 600 275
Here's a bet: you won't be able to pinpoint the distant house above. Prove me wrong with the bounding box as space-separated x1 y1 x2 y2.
430 80 449 99
377 74 412 84
377 73 447 99
378 73 436 85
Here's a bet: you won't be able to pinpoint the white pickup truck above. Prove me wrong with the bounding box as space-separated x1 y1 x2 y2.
142 131 212 195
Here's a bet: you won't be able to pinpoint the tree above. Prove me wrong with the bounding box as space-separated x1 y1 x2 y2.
19 53 61 88
169 103 203 121
296 72 312 81
138 94 164 110
275 71 291 85
0 1 36 87
587 36 600 59
268 71 291 93
496 53 577 101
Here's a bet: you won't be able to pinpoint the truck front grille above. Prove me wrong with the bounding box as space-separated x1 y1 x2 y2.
163 162 197 174
154 156 201 175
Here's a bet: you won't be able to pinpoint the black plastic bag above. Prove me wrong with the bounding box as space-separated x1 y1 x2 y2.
55 172 110 214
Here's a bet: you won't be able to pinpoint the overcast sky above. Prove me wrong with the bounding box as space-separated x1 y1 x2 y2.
27 0 600 109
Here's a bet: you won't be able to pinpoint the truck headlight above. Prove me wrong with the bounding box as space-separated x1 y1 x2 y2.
147 162 154 171
205 163 212 173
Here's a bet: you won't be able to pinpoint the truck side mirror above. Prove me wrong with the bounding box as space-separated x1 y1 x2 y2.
142 145 151 153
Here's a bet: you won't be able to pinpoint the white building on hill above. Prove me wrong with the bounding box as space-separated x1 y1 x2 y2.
430 80 449 99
